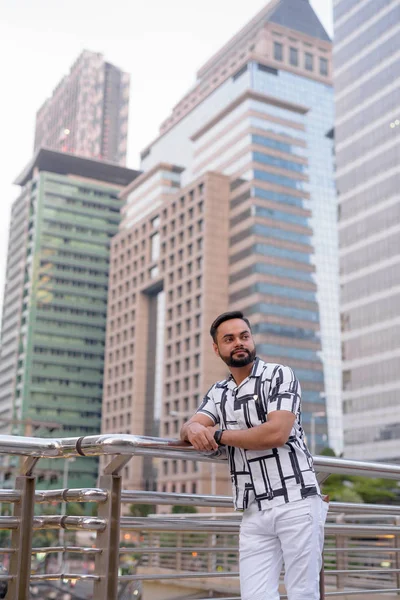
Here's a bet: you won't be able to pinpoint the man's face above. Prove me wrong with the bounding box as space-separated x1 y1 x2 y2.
213 318 256 368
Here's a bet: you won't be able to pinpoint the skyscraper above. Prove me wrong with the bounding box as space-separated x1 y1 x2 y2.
103 0 340 496
34 50 130 166
0 149 138 486
334 0 400 461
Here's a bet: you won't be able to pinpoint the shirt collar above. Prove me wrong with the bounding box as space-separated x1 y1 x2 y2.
224 357 263 390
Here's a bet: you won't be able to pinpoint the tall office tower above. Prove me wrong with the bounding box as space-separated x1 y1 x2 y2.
103 0 340 495
34 50 130 166
0 149 138 487
334 1 400 461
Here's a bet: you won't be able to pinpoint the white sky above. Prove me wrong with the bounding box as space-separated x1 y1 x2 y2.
0 0 333 317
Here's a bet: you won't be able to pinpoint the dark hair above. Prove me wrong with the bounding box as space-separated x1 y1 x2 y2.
210 311 252 342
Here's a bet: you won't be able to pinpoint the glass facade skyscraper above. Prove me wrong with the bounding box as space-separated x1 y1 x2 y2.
334 0 400 461
103 0 341 496
0 149 138 486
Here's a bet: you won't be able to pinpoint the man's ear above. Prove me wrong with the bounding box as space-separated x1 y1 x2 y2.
213 342 220 357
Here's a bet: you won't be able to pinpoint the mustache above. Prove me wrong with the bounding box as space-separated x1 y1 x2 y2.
231 348 250 356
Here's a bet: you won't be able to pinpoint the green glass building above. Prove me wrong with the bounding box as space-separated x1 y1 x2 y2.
0 149 139 487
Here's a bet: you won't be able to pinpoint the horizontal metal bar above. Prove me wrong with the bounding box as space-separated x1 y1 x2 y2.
0 548 15 554
330 501 400 515
35 488 108 503
122 489 231 507
33 516 106 532
0 490 21 502
120 517 239 533
0 433 399 482
325 523 400 535
31 546 102 555
119 546 238 554
119 571 239 581
0 516 19 530
324 547 400 552
330 568 400 574
31 573 99 582
324 591 400 597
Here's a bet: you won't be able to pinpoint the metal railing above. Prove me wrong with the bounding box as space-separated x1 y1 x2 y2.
0 432 398 599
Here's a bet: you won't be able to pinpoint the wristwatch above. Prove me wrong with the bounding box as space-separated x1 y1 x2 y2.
214 429 225 446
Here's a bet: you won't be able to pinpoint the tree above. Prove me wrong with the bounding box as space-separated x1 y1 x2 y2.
129 504 155 517
171 505 198 514
320 448 399 505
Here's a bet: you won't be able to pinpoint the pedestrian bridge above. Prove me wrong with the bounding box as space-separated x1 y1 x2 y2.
0 433 399 599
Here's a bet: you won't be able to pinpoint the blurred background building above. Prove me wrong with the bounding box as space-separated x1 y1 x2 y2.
0 48 137 488
334 0 400 462
34 50 130 166
103 0 341 496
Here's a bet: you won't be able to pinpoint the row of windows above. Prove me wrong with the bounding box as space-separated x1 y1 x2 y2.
340 203 400 249
343 355 399 391
252 187 309 210
341 291 400 332
162 459 198 476
165 374 201 396
252 223 311 246
105 396 133 412
114 191 204 255
336 56 400 118
251 134 306 157
337 141 400 197
253 321 319 342
253 151 307 174
31 377 102 389
107 361 134 380
229 262 314 285
258 343 320 363
165 354 201 376
246 302 319 323
334 0 391 45
108 345 135 362
254 169 308 192
229 282 316 304
104 413 132 429
164 395 199 416
337 121 400 178
342 324 400 361
339 172 398 223
159 481 198 495
342 262 399 306
36 304 106 322
106 379 133 395
344 422 400 445
334 5 399 75
273 42 329 75
340 233 399 281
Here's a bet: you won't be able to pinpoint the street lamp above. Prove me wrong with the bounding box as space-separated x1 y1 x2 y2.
310 411 326 456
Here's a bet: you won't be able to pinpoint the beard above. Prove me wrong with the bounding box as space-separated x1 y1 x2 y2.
221 347 256 368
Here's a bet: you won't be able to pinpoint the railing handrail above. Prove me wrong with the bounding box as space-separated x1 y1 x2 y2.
1 433 400 481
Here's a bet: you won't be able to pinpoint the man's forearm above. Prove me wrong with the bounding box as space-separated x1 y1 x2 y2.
220 422 286 450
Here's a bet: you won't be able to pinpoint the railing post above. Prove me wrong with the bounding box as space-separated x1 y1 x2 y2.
7 458 37 600
93 456 130 600
335 513 346 590
395 517 400 596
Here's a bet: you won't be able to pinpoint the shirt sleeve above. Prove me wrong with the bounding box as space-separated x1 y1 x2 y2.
267 365 301 416
196 386 220 425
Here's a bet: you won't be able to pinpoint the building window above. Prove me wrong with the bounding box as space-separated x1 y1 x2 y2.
320 57 328 76
289 47 298 66
305 52 314 71
274 42 283 61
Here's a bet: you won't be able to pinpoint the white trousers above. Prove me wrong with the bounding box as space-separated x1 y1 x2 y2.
239 496 328 600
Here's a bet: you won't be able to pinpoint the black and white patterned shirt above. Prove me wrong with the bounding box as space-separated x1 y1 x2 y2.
197 357 319 511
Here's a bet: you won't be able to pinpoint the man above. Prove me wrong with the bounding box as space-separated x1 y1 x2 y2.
180 311 327 600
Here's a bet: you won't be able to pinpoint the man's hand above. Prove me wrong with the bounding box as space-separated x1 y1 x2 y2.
186 422 219 451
